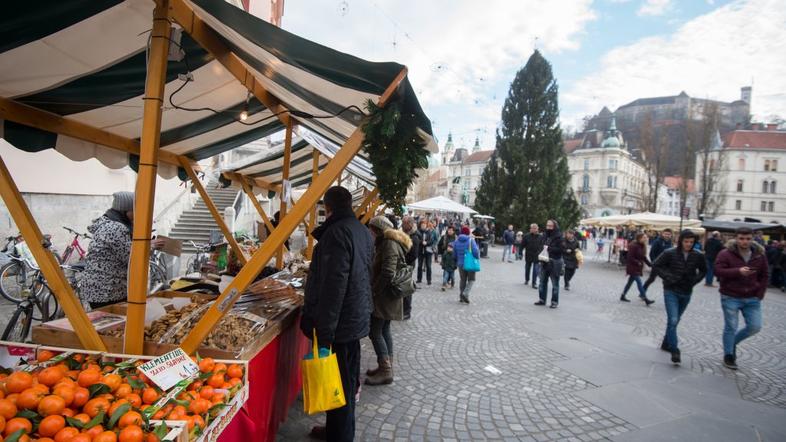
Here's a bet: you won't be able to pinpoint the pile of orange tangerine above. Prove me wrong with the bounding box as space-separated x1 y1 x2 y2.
0 350 244 442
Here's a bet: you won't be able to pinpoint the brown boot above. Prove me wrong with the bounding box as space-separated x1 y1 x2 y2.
365 358 383 376
364 357 393 385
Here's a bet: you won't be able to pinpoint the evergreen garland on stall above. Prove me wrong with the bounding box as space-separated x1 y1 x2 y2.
362 99 429 215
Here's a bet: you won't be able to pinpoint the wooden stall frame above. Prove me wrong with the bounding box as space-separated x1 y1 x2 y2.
276 121 294 269
306 150 320 259
232 173 289 253
0 156 107 351
180 68 408 354
180 158 248 265
354 187 379 218
360 197 382 225
125 0 172 354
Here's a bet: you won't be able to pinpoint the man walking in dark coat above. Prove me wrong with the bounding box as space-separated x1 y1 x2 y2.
704 231 724 286
534 220 564 308
502 224 515 263
522 224 543 288
649 229 673 262
301 186 374 441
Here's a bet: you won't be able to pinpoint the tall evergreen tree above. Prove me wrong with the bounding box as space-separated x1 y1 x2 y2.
474 50 580 229
473 151 501 216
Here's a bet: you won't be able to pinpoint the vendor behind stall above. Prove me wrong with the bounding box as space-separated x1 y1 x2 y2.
79 192 163 309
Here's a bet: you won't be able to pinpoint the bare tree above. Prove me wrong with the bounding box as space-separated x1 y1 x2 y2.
689 103 727 218
638 113 668 212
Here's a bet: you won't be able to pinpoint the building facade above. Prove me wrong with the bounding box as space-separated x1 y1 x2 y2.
567 117 647 218
696 125 786 224
657 176 696 218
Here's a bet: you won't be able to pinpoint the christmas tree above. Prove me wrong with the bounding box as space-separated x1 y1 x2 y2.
475 50 580 230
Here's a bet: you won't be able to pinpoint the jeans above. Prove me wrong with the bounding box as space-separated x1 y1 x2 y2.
442 269 455 286
417 253 432 284
458 268 475 297
564 267 576 287
326 340 360 442
721 295 762 356
502 244 513 262
525 259 539 285
663 290 692 352
369 317 393 358
622 275 646 298
705 258 715 285
539 259 562 304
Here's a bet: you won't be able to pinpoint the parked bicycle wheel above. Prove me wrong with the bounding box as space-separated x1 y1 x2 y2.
1 305 33 342
31 290 59 322
0 261 44 303
149 263 168 292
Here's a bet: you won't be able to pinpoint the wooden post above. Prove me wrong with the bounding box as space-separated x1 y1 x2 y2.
180 159 247 265
306 150 320 259
180 68 408 354
361 198 382 224
125 0 171 355
236 175 288 253
276 121 293 269
354 187 379 217
0 155 107 351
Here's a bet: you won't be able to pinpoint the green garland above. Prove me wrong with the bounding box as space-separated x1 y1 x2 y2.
361 99 429 215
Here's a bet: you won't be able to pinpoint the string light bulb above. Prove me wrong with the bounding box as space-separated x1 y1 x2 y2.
239 90 251 121
239 110 248 121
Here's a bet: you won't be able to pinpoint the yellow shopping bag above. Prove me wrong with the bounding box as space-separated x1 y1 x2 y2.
301 330 346 414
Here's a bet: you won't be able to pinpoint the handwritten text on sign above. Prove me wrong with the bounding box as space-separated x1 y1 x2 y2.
137 348 199 390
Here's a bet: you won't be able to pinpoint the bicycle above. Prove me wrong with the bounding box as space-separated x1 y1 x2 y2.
185 241 215 275
60 226 91 264
0 235 60 303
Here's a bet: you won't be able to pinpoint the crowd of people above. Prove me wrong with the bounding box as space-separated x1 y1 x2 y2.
299 186 778 441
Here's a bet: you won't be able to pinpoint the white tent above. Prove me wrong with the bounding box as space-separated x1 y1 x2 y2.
407 196 477 214
581 212 704 232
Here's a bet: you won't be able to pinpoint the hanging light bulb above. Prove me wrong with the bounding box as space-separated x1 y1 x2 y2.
239 110 248 121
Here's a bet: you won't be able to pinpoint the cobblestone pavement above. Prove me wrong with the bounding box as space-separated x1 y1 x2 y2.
277 244 786 441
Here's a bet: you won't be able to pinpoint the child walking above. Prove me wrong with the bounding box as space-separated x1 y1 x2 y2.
441 243 457 291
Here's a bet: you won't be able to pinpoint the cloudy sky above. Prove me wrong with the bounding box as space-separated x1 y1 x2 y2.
257 0 786 154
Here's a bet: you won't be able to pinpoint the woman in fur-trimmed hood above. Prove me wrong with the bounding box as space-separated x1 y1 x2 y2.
366 216 412 385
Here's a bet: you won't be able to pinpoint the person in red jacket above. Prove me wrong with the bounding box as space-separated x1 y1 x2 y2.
714 227 769 370
620 233 655 305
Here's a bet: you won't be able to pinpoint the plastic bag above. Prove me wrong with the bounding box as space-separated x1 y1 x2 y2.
302 330 346 414
537 246 550 262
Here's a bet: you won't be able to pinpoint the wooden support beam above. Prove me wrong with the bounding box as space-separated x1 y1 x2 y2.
180 158 247 265
0 97 190 169
354 187 379 217
361 198 382 225
234 173 288 253
125 1 171 354
306 149 320 259
276 122 293 268
170 0 290 126
0 155 106 351
180 67 408 354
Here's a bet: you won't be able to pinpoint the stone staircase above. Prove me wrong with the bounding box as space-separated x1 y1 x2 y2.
167 184 239 254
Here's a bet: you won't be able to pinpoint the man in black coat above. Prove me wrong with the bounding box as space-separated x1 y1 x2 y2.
401 215 420 319
301 186 374 442
535 220 565 308
704 231 724 287
522 223 544 288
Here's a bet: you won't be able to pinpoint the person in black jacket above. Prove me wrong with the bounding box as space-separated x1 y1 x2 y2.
563 230 580 291
649 229 706 365
704 231 724 286
535 219 564 308
301 186 374 441
649 229 673 262
401 216 420 320
522 224 544 288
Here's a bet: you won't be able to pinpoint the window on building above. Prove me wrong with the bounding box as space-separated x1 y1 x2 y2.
607 175 617 188
763 180 769 194
737 179 744 192
709 159 717 170
768 201 774 212
761 201 767 212
771 181 777 193
773 160 779 171
583 159 589 171
464 168 471 176
738 158 746 170
735 200 742 210
608 159 618 170
580 194 588 205
463 180 470 190
764 160 771 171
582 174 590 191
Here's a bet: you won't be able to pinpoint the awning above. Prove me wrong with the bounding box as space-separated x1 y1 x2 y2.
581 212 703 231
407 196 477 214
0 0 434 180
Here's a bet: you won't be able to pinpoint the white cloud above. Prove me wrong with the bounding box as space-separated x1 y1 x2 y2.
280 0 597 150
563 0 786 125
637 0 673 16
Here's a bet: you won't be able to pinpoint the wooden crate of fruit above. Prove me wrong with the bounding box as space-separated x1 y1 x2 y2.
0 342 247 442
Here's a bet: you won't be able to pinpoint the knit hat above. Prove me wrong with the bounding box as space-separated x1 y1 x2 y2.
369 215 393 232
111 191 135 212
461 226 470 235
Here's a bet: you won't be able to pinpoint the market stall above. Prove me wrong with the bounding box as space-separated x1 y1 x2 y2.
581 212 704 232
407 196 477 214
0 1 434 440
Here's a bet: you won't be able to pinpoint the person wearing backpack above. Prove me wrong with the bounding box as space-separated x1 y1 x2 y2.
365 216 412 385
453 226 480 304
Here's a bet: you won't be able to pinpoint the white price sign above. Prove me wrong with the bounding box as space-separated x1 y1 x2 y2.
137 348 199 391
